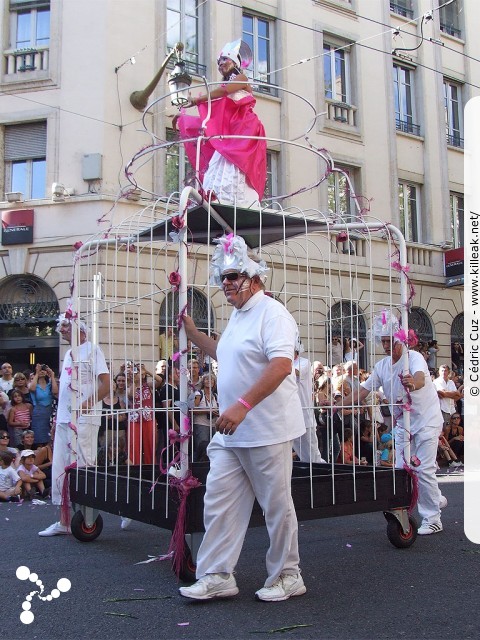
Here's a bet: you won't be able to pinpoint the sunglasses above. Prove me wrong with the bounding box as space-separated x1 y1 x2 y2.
221 272 245 282
0 435 9 439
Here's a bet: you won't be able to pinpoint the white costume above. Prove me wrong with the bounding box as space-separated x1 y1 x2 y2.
195 290 305 586
51 341 109 505
361 349 444 525
292 355 324 463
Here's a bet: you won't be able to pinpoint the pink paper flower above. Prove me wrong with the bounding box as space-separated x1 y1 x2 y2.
73 241 83 250
336 232 348 242
171 215 185 230
168 271 181 291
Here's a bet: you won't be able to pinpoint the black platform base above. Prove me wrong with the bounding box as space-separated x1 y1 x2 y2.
69 462 413 534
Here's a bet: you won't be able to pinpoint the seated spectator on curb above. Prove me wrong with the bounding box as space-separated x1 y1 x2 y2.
17 429 36 452
443 414 464 463
0 451 22 502
0 429 20 462
359 420 374 465
437 432 462 469
337 428 366 465
17 450 47 499
379 432 394 468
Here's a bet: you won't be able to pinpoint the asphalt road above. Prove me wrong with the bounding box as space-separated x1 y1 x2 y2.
2 473 478 640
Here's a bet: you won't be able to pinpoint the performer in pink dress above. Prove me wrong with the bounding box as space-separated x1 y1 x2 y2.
176 39 267 207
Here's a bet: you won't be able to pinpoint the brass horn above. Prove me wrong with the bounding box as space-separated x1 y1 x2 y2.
130 42 189 111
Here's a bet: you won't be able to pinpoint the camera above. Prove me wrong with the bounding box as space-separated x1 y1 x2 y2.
40 364 48 371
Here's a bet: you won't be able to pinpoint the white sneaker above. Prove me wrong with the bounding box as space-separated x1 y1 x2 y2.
255 573 306 602
120 517 132 530
179 573 239 600
38 522 71 537
417 521 443 536
439 495 448 509
449 461 462 468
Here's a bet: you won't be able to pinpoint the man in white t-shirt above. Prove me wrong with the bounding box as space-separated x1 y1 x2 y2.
39 313 110 537
180 235 306 603
343 310 445 536
0 362 14 394
433 364 461 425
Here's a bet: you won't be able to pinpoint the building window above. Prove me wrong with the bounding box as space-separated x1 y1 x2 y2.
398 182 420 243
166 0 203 75
165 128 190 194
4 121 47 199
444 80 463 148
328 166 357 221
10 0 50 49
393 64 420 136
323 43 351 104
262 151 278 205
390 1 413 19
408 307 433 344
439 0 462 39
450 193 464 248
242 12 276 94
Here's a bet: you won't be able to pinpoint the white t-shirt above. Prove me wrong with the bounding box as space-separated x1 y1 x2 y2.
0 465 20 491
329 343 344 367
294 355 315 430
361 349 443 434
433 377 457 415
56 341 109 424
216 291 305 447
0 379 13 394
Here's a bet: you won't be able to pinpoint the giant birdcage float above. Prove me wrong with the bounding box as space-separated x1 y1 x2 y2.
66 52 419 579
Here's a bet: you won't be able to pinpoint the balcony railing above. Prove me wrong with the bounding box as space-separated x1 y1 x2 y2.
3 47 49 75
446 133 464 149
326 99 357 126
440 23 462 39
396 118 420 136
390 2 414 19
166 57 206 78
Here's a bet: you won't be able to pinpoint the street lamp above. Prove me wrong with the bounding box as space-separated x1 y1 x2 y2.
130 42 192 111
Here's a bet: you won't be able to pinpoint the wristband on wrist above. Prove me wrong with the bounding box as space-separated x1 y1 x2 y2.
238 397 252 411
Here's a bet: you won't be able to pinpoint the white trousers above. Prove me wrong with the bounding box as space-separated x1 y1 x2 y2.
395 426 443 525
51 418 100 506
196 436 301 587
293 427 324 463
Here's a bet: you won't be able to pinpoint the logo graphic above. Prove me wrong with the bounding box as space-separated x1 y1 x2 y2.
16 566 71 624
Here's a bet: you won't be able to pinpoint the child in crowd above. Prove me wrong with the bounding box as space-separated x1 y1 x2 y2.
17 449 48 499
8 389 33 446
379 433 394 468
0 450 22 502
337 428 367 465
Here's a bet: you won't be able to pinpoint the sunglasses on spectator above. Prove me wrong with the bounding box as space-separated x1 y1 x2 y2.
0 435 9 439
221 272 246 282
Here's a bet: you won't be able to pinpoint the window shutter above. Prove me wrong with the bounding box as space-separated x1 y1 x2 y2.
4 122 47 161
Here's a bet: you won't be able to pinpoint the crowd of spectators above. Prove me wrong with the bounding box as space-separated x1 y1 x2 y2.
0 333 465 505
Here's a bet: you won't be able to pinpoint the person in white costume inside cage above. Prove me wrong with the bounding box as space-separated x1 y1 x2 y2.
38 313 110 537
180 234 306 602
342 310 447 536
292 339 325 464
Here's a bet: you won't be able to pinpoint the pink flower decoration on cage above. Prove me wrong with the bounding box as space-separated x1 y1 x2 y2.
336 232 348 242
171 215 185 230
394 328 418 348
168 271 181 291
73 241 83 250
391 260 410 274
